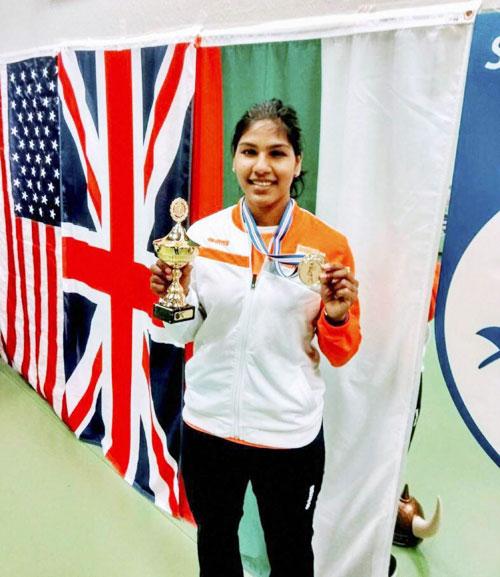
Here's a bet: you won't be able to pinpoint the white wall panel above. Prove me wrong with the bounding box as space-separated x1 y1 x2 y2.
0 0 499 54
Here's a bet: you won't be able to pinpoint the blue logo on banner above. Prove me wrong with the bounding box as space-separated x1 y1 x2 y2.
436 13 500 467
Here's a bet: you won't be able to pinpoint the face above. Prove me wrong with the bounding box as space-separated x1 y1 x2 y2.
232 119 302 220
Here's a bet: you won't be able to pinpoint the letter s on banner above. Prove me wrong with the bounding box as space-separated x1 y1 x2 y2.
485 36 500 70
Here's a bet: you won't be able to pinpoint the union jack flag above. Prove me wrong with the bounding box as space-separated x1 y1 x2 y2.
0 44 196 516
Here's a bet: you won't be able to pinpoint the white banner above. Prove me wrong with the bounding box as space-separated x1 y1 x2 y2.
315 23 473 577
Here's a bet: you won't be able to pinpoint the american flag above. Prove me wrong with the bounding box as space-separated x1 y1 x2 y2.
0 56 63 406
0 44 196 516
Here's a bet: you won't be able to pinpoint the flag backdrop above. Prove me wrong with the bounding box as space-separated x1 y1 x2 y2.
436 12 500 467
0 44 196 517
196 25 472 576
0 56 62 405
0 15 474 577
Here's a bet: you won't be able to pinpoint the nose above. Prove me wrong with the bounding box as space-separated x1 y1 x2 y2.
253 152 270 174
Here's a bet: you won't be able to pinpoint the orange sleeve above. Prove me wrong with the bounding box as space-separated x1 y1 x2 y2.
316 300 362 367
316 238 362 367
427 261 441 322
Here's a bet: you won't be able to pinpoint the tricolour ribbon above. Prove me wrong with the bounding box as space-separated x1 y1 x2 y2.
241 198 305 278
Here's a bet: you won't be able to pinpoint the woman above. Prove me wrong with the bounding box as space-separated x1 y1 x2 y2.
150 99 361 577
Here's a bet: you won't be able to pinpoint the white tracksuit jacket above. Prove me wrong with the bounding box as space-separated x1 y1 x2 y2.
163 201 361 448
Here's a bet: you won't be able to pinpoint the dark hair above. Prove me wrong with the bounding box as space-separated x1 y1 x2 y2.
231 99 305 198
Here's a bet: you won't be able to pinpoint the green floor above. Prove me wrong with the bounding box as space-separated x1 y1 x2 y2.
392 330 499 577
0 329 498 577
0 361 199 577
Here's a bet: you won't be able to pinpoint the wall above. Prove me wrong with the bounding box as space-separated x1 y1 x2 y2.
1 0 499 55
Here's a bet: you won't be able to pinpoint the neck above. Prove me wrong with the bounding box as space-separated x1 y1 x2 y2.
245 197 292 227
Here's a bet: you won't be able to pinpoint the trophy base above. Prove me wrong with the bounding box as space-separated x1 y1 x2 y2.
153 303 195 324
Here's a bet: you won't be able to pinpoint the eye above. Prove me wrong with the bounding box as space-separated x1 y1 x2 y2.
240 148 256 156
270 150 287 157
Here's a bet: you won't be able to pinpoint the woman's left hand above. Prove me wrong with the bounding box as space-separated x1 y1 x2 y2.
319 263 359 323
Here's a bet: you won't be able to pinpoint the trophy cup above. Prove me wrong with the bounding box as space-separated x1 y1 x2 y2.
153 198 199 324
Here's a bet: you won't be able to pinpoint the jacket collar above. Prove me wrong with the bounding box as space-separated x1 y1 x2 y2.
231 198 302 233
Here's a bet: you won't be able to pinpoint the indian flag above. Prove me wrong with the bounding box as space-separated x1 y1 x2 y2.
189 12 474 577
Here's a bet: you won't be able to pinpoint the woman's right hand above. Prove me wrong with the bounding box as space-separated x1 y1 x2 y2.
149 259 192 297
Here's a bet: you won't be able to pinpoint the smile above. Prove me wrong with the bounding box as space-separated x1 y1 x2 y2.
250 180 274 187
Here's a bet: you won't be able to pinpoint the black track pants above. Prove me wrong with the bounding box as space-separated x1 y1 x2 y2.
181 423 325 577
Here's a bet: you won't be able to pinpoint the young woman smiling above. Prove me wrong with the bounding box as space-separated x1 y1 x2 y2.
150 99 361 577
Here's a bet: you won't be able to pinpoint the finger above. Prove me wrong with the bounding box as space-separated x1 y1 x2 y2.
321 287 335 300
320 287 336 304
330 279 358 293
320 272 356 287
179 264 193 291
151 270 172 283
156 258 169 271
322 262 351 274
150 281 167 296
179 264 192 281
322 273 358 290
150 262 173 277
322 261 357 276
150 277 167 292
333 287 358 302
321 262 347 272
321 263 351 277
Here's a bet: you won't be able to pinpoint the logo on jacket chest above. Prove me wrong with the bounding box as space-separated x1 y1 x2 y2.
207 237 230 247
296 244 325 258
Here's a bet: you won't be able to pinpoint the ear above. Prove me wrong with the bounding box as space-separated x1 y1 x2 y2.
294 155 303 178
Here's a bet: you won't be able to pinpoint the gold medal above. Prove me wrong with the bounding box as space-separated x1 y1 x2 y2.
298 253 325 286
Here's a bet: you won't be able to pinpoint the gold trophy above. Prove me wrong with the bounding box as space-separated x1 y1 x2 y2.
153 198 199 324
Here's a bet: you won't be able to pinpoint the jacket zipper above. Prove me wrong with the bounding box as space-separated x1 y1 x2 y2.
233 272 258 439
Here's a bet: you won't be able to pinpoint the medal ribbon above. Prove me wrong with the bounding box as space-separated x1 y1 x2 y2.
241 198 305 278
